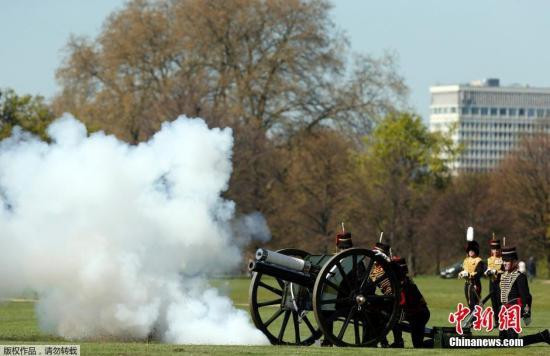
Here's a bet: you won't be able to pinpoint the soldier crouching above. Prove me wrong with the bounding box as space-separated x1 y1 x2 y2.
390 256 431 348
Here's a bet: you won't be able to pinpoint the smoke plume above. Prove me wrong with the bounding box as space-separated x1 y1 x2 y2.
232 212 272 247
0 115 268 344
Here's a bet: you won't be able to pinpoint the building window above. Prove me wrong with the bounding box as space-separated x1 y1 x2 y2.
536 109 544 117
518 108 525 116
471 107 479 115
499 108 507 116
528 108 535 117
509 108 517 116
450 107 457 113
481 107 488 115
462 107 470 115
490 108 498 116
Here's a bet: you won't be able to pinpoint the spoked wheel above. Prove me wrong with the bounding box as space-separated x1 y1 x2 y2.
312 248 401 347
249 248 322 345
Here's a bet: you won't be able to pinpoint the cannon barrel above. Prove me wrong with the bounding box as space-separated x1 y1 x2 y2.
255 248 318 273
248 259 314 288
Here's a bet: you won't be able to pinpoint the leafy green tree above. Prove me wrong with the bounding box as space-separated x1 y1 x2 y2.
356 112 456 274
0 88 55 140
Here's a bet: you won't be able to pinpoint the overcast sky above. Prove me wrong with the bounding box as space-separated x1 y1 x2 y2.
2 0 550 120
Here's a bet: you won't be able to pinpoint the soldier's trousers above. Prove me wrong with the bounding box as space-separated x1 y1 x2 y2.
410 308 430 348
392 308 430 348
499 328 547 346
489 279 501 322
464 281 481 310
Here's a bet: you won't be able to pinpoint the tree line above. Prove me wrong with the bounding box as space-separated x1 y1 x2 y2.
2 0 549 276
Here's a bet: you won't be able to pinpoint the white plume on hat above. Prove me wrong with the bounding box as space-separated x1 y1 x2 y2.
466 226 474 241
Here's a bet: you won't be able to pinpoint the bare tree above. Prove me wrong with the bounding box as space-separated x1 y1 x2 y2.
421 173 515 274
266 129 357 253
53 0 407 227
54 0 406 142
495 132 550 276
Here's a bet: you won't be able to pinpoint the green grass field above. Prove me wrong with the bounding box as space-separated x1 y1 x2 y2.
1 276 549 355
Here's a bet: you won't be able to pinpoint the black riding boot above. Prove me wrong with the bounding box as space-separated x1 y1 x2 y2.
390 326 404 348
521 329 550 346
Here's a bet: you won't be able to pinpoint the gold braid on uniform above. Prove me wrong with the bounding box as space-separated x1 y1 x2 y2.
369 264 393 295
500 270 520 304
487 256 503 281
463 256 482 277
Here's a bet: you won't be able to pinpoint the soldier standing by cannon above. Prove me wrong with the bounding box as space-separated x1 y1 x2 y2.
323 229 395 347
320 230 355 346
458 227 484 312
328 231 397 348
369 239 394 347
370 239 394 295
499 246 550 345
484 235 503 323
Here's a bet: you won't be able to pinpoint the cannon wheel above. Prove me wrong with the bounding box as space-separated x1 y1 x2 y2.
249 248 322 345
312 248 401 347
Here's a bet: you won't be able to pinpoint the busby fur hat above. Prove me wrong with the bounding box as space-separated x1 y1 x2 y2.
466 241 480 255
502 246 518 261
465 226 479 255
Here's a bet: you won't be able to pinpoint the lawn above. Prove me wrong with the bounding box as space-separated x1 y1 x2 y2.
0 276 549 355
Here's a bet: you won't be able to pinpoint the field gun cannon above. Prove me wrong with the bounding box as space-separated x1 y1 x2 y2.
248 247 402 346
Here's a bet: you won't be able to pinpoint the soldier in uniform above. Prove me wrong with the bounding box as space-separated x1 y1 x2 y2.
368 241 394 347
389 256 431 348
458 232 484 312
321 231 354 346
325 231 394 347
371 242 394 295
499 246 550 345
336 231 353 251
484 237 503 323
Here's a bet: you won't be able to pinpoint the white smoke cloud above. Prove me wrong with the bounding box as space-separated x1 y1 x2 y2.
232 212 272 247
0 114 268 344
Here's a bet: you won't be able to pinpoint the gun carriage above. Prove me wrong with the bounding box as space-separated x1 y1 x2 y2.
248 247 402 346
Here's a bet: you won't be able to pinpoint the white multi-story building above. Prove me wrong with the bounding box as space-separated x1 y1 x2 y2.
429 79 550 172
